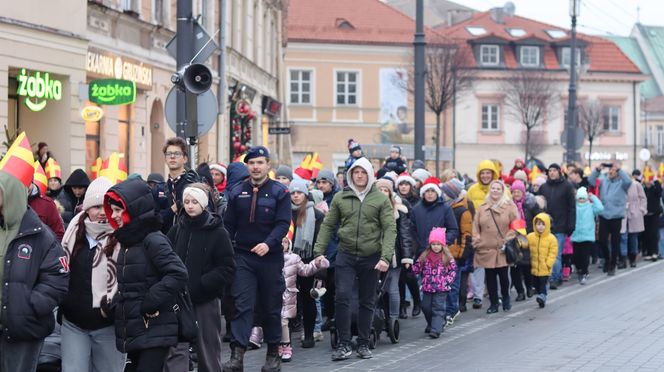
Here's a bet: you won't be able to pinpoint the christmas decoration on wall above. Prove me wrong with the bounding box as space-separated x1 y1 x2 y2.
231 98 256 161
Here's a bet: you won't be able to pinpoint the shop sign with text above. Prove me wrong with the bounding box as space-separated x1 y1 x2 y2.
81 106 104 121
86 49 152 89
16 68 63 112
89 79 136 105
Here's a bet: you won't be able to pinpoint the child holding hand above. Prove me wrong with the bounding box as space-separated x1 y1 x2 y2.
412 228 457 339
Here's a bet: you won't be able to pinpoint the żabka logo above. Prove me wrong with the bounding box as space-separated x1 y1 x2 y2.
89 79 136 106
16 69 63 112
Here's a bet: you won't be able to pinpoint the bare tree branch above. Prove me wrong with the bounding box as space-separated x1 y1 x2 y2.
502 70 559 162
578 99 605 168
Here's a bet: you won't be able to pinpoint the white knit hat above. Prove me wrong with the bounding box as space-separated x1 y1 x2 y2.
412 168 431 183
82 177 114 211
396 172 416 187
183 186 209 208
209 163 227 176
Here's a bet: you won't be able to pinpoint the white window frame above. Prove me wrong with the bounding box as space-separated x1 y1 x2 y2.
481 104 500 131
480 45 500 66
334 70 360 106
520 46 540 67
603 106 620 132
288 69 314 105
561 47 582 68
657 125 664 155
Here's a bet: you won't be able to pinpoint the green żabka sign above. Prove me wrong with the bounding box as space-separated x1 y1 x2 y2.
89 79 136 105
16 68 63 112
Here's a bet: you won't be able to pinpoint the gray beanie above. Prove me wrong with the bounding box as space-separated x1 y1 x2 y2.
289 178 309 195
310 189 324 205
316 169 337 187
276 165 293 181
412 168 431 183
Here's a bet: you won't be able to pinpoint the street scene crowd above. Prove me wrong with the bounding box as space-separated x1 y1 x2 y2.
1 134 662 372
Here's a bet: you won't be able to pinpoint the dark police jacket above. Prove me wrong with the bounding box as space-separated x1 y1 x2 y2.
224 178 290 255
1 208 69 342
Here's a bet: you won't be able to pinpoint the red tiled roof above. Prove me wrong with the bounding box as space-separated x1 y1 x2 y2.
287 0 443 46
436 12 641 74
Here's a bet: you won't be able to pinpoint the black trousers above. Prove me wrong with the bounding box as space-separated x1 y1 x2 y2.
598 217 622 270
510 264 532 295
644 214 660 256
573 241 592 275
533 276 549 296
458 271 470 303
323 267 336 319
127 347 170 372
485 267 510 306
399 266 421 306
296 275 317 340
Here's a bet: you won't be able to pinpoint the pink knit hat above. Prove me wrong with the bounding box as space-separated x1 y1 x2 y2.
511 180 526 194
428 227 446 246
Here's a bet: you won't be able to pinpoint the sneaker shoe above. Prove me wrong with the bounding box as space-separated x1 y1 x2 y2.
515 293 526 302
630 261 637 268
313 331 324 342
429 331 440 339
459 303 467 312
526 288 535 298
424 325 431 333
301 337 315 348
411 304 422 317
331 344 352 361
445 316 452 327
280 343 292 362
356 344 372 359
536 296 545 308
486 305 499 314
580 274 588 285
472 298 482 309
447 310 460 325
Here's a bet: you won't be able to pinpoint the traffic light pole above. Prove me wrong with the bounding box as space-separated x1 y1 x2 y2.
565 1 579 164
413 0 426 162
176 0 197 169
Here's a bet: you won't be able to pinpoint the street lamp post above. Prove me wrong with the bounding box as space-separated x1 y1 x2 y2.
413 0 426 162
565 0 580 164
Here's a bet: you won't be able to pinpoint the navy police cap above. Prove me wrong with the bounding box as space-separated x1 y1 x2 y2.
244 146 270 163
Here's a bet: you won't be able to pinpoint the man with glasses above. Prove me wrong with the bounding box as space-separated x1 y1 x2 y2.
161 137 200 231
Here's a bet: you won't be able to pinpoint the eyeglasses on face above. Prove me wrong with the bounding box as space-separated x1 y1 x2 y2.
164 151 183 158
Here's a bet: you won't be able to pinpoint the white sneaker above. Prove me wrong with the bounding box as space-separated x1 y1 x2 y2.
313 331 324 342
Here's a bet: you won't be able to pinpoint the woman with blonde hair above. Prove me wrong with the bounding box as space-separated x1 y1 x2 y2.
472 180 518 314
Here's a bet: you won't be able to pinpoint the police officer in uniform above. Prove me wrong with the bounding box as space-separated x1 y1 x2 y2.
222 146 290 372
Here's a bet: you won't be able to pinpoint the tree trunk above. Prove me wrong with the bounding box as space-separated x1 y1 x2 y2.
525 127 531 164
588 139 593 169
435 112 441 178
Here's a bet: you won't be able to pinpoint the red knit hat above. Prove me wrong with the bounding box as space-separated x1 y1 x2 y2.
419 176 442 198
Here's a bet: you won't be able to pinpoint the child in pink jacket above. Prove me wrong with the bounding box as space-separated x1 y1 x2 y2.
412 228 457 339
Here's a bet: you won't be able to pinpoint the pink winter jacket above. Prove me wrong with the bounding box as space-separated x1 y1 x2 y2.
281 252 329 319
412 257 457 293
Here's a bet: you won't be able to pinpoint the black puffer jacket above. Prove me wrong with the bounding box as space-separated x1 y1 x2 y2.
538 177 576 235
168 211 235 304
105 178 188 353
57 169 91 225
0 208 69 342
394 205 414 266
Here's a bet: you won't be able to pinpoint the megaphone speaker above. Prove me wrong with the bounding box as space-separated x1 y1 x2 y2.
183 64 212 94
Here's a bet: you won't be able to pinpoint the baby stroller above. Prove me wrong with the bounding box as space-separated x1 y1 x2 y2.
377 269 400 344
329 271 399 349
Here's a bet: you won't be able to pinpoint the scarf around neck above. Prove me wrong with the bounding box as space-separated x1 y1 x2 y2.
62 211 119 309
514 197 525 221
292 201 316 260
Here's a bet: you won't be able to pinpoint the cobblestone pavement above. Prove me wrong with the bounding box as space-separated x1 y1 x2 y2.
232 258 664 371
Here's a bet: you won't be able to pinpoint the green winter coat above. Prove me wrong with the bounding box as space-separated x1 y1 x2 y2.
314 158 396 264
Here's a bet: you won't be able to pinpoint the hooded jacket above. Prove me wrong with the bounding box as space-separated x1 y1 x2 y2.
589 168 632 220
538 176 576 234
467 160 500 210
571 189 604 243
0 172 69 342
57 169 91 225
527 213 558 277
314 158 396 264
168 211 235 304
28 187 65 241
472 200 518 269
225 162 249 193
105 178 188 353
644 180 663 216
281 249 328 319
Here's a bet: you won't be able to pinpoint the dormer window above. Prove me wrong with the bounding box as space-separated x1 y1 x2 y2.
506 28 526 38
480 45 500 66
336 18 354 29
520 46 540 67
561 47 582 68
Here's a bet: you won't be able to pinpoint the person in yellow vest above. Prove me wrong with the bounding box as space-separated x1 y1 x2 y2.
467 160 500 210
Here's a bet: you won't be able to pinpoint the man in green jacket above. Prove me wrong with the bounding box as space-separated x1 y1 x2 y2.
314 157 396 361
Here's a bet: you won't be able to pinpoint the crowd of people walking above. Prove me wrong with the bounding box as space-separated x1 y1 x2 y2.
1 134 661 372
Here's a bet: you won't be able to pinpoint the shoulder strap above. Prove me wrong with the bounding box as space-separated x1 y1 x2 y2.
488 209 505 240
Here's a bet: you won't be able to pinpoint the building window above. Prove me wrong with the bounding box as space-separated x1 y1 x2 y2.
520 46 540 67
153 0 164 24
480 45 500 66
561 47 582 68
289 70 312 104
657 125 664 155
602 106 620 132
336 71 358 105
85 102 101 169
481 104 499 131
118 105 131 169
120 0 140 16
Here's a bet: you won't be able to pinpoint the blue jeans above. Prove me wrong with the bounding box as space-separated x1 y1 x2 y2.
422 292 447 334
0 337 42 372
445 266 461 316
659 228 664 257
61 318 126 372
551 233 566 282
314 299 322 333
620 233 639 257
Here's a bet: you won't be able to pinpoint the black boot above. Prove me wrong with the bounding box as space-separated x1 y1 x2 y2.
261 343 281 372
399 303 408 319
411 303 422 317
222 344 246 372
502 296 512 311
459 296 467 312
617 257 627 269
515 293 526 302
628 253 637 268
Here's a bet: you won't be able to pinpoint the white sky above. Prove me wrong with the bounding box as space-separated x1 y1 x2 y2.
460 0 664 36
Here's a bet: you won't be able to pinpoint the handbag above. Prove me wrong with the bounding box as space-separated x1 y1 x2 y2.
489 209 522 265
174 289 198 342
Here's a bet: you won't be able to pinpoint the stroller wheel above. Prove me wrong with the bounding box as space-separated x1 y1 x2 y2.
369 329 377 349
330 329 339 349
388 318 400 344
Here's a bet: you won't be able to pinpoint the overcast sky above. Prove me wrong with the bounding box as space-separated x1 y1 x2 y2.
461 0 663 36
